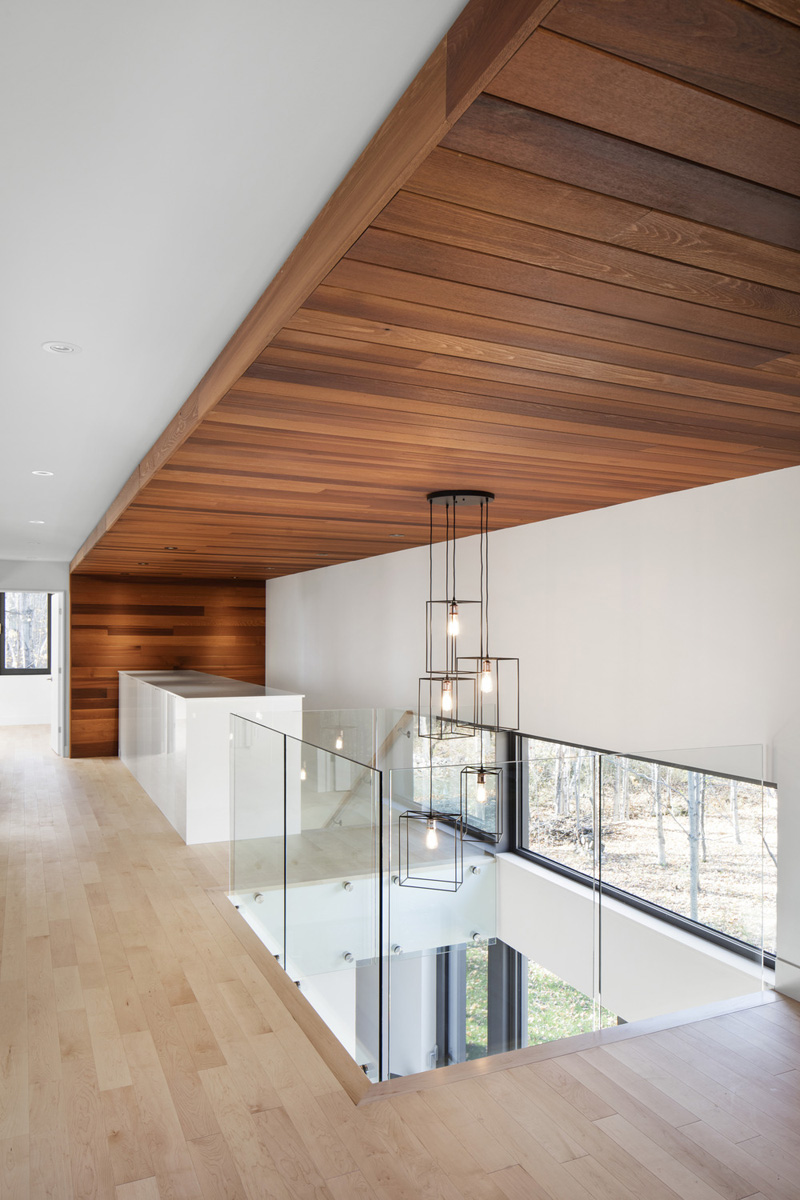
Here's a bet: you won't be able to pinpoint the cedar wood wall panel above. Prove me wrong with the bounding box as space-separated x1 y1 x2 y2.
70 576 265 757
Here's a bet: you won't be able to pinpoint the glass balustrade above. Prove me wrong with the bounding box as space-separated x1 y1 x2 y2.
230 709 776 1084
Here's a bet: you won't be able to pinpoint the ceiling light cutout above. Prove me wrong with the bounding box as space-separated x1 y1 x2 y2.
42 341 81 355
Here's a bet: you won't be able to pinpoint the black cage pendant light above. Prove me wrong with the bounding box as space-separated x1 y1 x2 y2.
418 490 519 740
398 751 465 892
417 491 488 739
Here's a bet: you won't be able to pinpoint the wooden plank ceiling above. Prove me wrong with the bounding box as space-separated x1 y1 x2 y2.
73 0 800 579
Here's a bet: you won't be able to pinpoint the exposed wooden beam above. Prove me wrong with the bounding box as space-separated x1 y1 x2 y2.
70 0 560 573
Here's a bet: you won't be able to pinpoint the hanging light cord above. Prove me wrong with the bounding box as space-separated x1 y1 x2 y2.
452 495 457 606
484 497 490 659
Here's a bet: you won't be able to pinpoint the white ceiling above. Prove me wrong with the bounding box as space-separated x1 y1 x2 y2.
0 0 466 564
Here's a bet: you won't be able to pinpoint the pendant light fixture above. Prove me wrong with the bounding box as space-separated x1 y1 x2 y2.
418 491 489 740
460 752 504 844
419 490 519 738
403 488 518 886
398 749 465 892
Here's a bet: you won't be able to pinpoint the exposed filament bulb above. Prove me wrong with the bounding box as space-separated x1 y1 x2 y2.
476 771 488 804
425 819 439 850
300 762 307 782
335 730 344 750
480 658 493 693
440 678 453 713
447 602 460 637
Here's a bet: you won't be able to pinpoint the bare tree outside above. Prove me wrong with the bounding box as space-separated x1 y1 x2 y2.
2 591 49 670
526 739 776 955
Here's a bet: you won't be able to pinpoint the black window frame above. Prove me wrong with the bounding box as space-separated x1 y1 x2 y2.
512 731 777 971
0 591 52 676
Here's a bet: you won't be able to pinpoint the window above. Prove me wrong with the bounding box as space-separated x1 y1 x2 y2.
518 736 777 962
0 592 51 674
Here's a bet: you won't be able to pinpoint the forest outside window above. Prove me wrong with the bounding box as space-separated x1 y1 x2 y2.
519 736 777 961
0 591 51 674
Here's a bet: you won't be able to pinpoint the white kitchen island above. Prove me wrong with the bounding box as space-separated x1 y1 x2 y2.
118 669 302 844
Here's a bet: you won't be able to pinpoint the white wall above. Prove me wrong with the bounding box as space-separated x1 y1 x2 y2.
0 560 69 591
0 675 52 725
265 465 800 999
498 855 766 1023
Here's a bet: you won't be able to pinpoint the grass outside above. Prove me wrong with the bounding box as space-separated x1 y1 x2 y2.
465 945 616 1055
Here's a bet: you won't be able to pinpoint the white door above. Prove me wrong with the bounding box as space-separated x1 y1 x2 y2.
50 591 66 755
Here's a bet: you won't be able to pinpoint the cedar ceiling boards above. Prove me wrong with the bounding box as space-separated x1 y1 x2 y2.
72 0 800 581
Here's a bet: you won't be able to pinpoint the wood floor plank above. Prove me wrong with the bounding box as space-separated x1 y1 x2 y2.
678 1122 799 1200
550 1051 754 1200
0 981 29 1137
85 986 133 1092
0 1134 30 1200
138 988 219 1142
186 1132 247 1200
198 1065 293 1200
122 1030 203 1197
593 1112 734 1200
326 1171 378 1199
115 1178 162 1200
102 1085 155 1187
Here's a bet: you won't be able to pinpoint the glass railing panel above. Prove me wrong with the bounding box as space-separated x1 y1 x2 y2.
597 749 771 1026
598 752 773 955
230 715 287 965
763 781 778 956
300 707 412 773
522 740 599 877
284 734 382 1080
387 760 500 1077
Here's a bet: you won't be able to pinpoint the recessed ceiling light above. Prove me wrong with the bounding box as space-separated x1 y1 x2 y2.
29 519 45 525
32 469 54 477
164 545 178 550
390 533 405 538
138 561 149 566
42 341 81 355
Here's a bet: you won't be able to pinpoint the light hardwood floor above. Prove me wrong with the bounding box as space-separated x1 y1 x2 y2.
2 725 798 1200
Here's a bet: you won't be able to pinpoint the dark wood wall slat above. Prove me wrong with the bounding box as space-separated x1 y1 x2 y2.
443 96 800 251
487 30 800 194
270 327 800 424
249 348 800 433
282 308 799 413
345 228 800 354
373 191 800 324
744 1 800 28
302 284 798 394
406 148 800 291
542 0 800 123
69 577 265 758
323 258 784 367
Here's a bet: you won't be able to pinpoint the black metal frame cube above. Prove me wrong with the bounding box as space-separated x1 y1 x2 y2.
457 656 520 731
460 764 503 843
398 808 464 891
417 672 477 740
425 599 482 674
